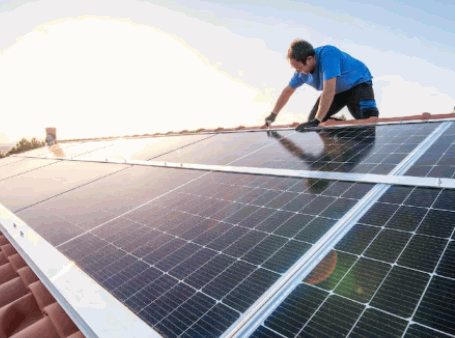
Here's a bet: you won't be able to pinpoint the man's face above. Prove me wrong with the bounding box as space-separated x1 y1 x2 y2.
290 57 316 74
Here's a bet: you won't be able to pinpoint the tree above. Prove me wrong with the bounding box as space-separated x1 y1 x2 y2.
4 138 46 157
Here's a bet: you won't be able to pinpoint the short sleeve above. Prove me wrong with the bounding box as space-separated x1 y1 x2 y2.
289 72 306 88
320 47 342 82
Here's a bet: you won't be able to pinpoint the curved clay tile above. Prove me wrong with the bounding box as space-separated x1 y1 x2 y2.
0 231 86 338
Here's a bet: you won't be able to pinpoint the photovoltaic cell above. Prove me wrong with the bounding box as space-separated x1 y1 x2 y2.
0 158 59 182
1 161 127 213
152 131 294 165
406 124 455 178
49 170 373 337
78 134 213 161
253 184 455 338
16 166 202 245
350 308 408 338
0 156 26 168
405 324 453 338
231 123 439 174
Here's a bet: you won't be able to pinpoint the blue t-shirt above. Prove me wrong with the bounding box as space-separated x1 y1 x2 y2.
289 45 373 94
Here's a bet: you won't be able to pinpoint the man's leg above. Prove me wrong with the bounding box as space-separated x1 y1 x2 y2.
307 91 350 122
346 82 379 120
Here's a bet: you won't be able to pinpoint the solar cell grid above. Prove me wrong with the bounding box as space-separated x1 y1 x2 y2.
55 171 373 337
406 123 455 178
253 184 455 338
151 131 295 165
232 123 440 175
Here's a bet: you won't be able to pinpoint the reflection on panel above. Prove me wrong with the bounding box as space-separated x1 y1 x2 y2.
253 184 455 338
50 171 373 337
18 142 78 158
0 156 27 168
0 158 59 181
17 166 203 245
406 123 455 178
233 123 439 174
152 131 295 165
78 134 213 161
41 141 115 159
1 161 126 212
17 134 213 162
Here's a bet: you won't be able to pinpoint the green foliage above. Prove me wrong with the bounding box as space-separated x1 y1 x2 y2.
0 151 5 159
4 138 46 157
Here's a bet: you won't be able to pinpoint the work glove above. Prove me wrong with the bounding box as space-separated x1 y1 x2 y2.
295 118 320 132
265 113 277 127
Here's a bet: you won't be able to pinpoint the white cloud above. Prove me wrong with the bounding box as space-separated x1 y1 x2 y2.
374 75 455 117
0 16 276 140
1 0 454 142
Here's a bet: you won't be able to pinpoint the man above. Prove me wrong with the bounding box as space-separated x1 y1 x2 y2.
265 40 379 131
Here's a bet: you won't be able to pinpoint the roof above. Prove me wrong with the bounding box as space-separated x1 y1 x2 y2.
1 113 455 338
0 229 85 338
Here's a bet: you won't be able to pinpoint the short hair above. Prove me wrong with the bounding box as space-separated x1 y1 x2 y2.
287 39 315 64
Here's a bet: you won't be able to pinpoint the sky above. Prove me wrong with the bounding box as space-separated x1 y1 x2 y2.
1 0 454 143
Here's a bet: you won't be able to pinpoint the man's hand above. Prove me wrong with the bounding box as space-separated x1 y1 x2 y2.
267 130 281 139
295 118 320 132
265 113 277 127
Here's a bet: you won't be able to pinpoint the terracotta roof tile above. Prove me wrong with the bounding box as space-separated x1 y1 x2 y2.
0 232 86 338
52 112 455 143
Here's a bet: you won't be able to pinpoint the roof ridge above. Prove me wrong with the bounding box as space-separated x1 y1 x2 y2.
56 112 455 143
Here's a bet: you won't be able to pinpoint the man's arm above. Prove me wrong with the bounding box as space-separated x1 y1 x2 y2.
314 77 337 121
272 85 296 115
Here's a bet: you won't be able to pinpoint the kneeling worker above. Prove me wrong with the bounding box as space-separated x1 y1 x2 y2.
265 40 379 131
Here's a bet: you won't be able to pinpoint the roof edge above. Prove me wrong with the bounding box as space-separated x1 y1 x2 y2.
56 112 455 143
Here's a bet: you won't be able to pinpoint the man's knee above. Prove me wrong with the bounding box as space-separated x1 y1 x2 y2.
359 100 379 119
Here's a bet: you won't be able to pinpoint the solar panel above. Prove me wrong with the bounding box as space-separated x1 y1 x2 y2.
0 156 27 167
75 134 214 161
0 161 128 212
0 158 59 181
152 131 295 165
3 119 455 338
251 184 455 338
406 124 455 178
18 140 112 159
232 123 440 174
15 142 78 158
17 165 204 244
15 167 373 337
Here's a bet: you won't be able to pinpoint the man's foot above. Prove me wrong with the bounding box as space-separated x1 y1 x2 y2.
326 117 344 122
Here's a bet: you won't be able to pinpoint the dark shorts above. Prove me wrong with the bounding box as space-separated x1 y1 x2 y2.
308 81 379 122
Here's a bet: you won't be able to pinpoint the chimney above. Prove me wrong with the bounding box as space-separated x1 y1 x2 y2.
45 127 57 145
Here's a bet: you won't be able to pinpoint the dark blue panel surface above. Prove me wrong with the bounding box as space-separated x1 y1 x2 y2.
48 171 373 337
232 123 439 174
152 131 294 165
254 184 455 338
406 123 455 178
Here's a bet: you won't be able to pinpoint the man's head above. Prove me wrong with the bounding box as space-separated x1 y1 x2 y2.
287 39 317 74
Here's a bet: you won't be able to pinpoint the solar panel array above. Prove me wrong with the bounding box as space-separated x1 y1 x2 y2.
1 121 454 338
250 184 455 338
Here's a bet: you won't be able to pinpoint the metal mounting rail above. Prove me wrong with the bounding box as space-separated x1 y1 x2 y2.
222 121 452 338
12 154 451 190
